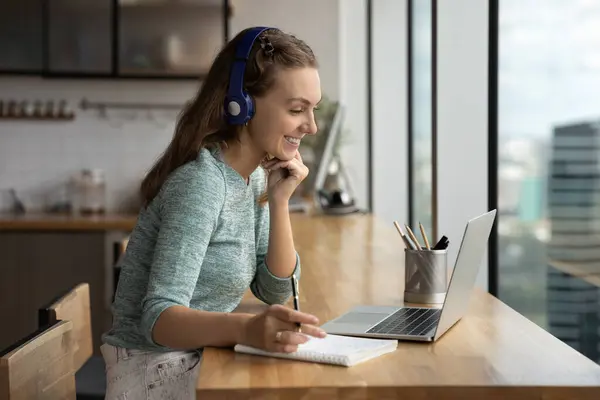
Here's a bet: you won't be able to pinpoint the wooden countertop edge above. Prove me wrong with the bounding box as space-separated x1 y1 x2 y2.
196 386 600 399
0 216 138 232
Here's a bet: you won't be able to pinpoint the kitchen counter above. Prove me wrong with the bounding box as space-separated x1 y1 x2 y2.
0 213 134 354
0 213 138 231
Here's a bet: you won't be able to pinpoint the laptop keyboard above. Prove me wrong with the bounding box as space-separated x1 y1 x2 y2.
366 308 441 336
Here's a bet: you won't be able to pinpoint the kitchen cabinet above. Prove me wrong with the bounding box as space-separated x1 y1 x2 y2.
0 0 229 79
119 0 227 77
47 0 113 75
0 0 44 73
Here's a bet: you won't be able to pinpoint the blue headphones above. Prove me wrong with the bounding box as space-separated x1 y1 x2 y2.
224 26 273 125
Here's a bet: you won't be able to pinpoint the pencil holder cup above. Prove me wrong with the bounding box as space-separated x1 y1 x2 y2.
404 248 448 304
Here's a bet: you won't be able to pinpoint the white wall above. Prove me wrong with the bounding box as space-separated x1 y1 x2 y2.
436 0 490 290
371 0 409 225
1 0 371 212
0 78 195 212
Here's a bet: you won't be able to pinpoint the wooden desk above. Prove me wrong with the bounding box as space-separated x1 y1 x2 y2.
197 213 600 399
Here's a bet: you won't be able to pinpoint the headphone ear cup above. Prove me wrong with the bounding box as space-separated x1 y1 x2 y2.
225 98 240 119
225 96 246 125
225 92 255 125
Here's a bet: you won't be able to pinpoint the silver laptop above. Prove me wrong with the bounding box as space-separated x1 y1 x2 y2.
320 209 497 342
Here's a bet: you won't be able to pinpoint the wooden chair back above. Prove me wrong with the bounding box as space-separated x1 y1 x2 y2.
38 283 93 371
0 320 76 399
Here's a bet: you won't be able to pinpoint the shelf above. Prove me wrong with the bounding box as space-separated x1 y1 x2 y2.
120 0 225 8
118 67 209 77
79 97 183 111
119 1 233 16
0 115 75 121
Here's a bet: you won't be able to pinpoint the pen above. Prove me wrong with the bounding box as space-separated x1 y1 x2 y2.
433 235 449 250
291 274 302 331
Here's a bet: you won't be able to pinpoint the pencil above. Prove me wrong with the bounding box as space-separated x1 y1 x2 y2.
419 222 431 250
405 224 422 249
393 221 415 250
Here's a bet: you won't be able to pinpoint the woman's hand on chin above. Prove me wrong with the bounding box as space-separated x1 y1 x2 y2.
262 151 309 205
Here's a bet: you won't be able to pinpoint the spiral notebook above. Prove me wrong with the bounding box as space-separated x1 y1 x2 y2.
234 334 398 367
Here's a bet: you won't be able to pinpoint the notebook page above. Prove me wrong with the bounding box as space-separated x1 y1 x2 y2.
234 334 398 367
297 334 396 356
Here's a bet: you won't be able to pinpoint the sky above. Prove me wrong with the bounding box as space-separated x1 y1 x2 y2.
499 0 600 138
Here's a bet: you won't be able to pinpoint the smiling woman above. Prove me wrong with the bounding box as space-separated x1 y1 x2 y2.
99 27 328 400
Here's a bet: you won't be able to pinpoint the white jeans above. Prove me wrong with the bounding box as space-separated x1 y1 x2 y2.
100 343 202 400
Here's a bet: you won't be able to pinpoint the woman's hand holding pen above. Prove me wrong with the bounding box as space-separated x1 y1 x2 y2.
240 304 327 353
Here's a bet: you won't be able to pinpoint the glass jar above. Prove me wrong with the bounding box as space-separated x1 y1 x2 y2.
72 169 106 215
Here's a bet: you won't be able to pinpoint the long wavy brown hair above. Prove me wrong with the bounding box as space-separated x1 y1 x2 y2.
140 27 318 207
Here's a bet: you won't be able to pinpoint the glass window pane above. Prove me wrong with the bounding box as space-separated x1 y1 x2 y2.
498 0 600 364
410 0 433 238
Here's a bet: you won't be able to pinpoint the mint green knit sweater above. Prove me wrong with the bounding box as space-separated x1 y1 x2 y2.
102 147 300 351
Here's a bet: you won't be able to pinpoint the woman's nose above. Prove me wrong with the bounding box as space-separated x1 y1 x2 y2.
305 114 318 135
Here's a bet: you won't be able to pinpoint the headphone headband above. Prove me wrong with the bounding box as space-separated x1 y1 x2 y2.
224 26 273 125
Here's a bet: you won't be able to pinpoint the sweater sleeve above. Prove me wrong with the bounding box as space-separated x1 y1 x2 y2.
250 203 301 305
140 166 224 347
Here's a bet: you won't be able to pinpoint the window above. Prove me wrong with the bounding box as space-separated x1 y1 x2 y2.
409 0 433 237
497 0 600 364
